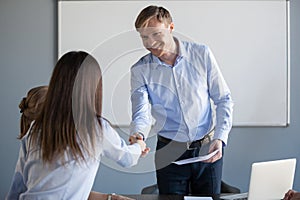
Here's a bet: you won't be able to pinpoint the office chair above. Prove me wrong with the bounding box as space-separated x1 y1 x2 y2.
221 181 240 193
141 181 240 194
141 184 159 194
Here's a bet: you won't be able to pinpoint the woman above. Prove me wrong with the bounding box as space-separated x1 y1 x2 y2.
18 85 48 139
6 51 148 200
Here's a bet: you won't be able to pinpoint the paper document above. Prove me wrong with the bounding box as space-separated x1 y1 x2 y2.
184 196 213 200
173 149 219 165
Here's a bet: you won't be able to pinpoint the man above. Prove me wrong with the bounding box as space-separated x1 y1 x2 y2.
129 5 234 195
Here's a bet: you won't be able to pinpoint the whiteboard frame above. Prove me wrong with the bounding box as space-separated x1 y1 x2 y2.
58 0 290 127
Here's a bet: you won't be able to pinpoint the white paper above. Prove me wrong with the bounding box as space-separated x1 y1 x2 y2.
172 149 219 165
184 196 213 200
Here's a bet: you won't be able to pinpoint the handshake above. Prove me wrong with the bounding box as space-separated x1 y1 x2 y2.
129 132 150 157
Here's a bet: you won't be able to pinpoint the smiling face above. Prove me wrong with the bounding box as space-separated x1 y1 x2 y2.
138 18 175 58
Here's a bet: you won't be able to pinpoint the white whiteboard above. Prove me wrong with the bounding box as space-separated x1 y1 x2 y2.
58 0 290 126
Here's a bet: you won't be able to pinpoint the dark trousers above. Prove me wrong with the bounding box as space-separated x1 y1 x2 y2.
155 137 223 195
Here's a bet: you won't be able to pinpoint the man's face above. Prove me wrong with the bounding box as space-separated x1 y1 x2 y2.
138 18 174 58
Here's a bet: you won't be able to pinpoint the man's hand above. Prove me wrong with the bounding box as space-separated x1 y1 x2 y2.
203 139 223 163
129 132 150 157
129 132 144 144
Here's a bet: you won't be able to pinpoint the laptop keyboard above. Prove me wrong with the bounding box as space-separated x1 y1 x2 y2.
220 192 248 200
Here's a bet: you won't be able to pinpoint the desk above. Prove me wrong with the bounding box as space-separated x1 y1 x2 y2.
125 194 222 200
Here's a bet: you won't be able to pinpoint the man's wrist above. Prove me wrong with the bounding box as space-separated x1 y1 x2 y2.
138 132 145 141
107 193 115 200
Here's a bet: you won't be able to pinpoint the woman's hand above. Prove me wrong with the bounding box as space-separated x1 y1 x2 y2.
88 191 135 200
129 133 150 157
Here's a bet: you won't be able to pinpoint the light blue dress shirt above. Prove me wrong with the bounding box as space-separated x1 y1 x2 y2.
130 38 234 144
6 118 141 200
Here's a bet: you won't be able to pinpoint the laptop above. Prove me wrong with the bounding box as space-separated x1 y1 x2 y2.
221 158 296 200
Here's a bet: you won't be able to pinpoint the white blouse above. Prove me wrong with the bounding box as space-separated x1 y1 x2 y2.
6 118 141 200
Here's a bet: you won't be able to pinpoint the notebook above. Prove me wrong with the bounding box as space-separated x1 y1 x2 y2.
221 158 296 200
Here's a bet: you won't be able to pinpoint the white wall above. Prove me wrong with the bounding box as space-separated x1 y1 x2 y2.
0 0 300 198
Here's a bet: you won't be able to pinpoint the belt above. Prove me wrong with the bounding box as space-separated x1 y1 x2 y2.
157 129 214 150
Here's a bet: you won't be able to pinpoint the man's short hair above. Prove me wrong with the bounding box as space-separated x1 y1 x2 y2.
135 5 173 29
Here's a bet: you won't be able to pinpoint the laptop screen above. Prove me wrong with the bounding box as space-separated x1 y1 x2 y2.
248 158 296 200
221 158 296 200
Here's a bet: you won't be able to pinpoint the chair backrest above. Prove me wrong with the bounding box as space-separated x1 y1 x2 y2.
141 184 159 194
221 181 241 193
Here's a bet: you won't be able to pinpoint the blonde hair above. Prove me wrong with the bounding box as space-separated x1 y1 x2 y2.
135 5 173 29
18 86 48 139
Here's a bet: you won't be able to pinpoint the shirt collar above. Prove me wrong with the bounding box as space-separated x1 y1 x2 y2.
150 37 186 68
176 37 187 58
